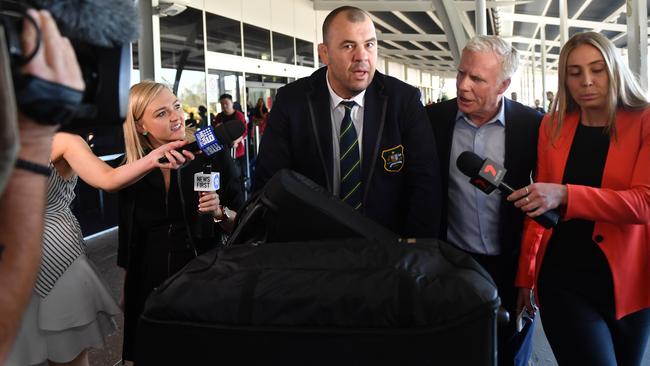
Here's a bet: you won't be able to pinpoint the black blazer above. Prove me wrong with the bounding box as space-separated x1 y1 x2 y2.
114 149 243 361
426 98 542 255
116 150 244 269
254 67 441 238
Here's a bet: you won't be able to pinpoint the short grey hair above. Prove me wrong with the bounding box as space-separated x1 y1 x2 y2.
464 35 519 81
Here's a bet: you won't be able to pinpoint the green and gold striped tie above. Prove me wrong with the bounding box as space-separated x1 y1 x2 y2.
339 101 362 210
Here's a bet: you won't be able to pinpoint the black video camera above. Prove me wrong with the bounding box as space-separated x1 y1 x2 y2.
0 0 133 133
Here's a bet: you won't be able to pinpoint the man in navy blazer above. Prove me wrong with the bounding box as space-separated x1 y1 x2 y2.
426 36 542 365
254 6 441 238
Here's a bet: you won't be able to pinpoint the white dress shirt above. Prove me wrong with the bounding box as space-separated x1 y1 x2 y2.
326 72 366 197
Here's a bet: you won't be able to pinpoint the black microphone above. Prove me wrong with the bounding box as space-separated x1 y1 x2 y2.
193 163 219 239
456 151 560 229
26 0 139 47
158 119 246 163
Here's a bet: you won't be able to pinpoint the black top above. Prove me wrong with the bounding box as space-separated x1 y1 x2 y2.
543 123 610 275
117 150 244 361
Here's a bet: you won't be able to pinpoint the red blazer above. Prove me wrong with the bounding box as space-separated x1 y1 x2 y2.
516 108 650 319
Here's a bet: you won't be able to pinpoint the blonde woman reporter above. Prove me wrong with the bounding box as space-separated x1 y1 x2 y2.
117 81 243 362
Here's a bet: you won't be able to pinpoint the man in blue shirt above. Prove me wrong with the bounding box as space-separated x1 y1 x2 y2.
426 36 543 365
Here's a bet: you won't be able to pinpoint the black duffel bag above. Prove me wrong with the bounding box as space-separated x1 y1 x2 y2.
137 238 499 365
227 169 399 245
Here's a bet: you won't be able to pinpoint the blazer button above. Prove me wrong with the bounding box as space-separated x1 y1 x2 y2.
594 234 604 243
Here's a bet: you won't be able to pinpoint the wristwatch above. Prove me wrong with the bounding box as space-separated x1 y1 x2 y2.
213 205 232 223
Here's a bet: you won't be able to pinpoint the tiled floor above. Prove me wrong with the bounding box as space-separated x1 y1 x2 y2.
85 228 130 366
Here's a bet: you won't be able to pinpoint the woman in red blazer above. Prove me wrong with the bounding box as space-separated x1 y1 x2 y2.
508 32 650 365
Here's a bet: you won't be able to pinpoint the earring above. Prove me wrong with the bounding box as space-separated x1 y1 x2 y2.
142 131 148 136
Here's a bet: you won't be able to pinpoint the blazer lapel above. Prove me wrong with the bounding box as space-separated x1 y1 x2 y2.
361 74 388 203
503 99 517 171
307 69 335 192
601 110 637 189
438 101 457 187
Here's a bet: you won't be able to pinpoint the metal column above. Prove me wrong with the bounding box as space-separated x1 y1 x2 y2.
475 0 487 36
138 0 156 80
559 0 569 45
431 0 468 64
138 0 163 81
531 54 537 106
526 65 532 105
627 0 649 90
540 25 547 111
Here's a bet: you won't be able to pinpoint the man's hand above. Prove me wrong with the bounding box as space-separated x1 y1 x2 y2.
21 9 84 91
18 9 85 160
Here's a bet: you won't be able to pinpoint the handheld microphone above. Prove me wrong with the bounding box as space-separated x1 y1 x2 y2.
159 119 245 163
193 169 220 193
193 164 220 239
456 151 560 229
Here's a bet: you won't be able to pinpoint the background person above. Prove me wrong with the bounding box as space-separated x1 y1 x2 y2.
512 31 650 366
214 93 248 186
252 97 268 125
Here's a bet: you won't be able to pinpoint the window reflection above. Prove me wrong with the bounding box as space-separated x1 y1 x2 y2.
296 38 314 67
243 23 271 60
206 13 242 56
159 7 206 111
272 32 294 64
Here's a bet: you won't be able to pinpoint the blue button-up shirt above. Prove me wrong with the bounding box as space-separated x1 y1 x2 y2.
447 99 506 255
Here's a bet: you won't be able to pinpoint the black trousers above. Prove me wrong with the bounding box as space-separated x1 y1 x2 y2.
539 266 650 366
469 251 534 366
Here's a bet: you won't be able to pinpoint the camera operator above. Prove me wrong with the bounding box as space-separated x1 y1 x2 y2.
0 9 84 362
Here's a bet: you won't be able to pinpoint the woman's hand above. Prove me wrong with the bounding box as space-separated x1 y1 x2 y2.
507 182 567 218
198 191 221 216
149 140 195 169
516 287 537 318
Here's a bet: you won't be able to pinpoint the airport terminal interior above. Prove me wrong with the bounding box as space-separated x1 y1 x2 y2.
4 0 650 365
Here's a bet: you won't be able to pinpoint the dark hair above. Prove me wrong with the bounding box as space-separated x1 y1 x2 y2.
219 93 233 101
198 105 207 113
322 6 370 44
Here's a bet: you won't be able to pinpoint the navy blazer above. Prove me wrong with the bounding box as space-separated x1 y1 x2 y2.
426 98 542 255
254 67 441 238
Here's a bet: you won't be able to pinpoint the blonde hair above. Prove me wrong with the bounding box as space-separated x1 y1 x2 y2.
548 32 649 142
122 81 171 164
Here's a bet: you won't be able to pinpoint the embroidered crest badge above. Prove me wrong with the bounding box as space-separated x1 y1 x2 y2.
381 145 404 172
